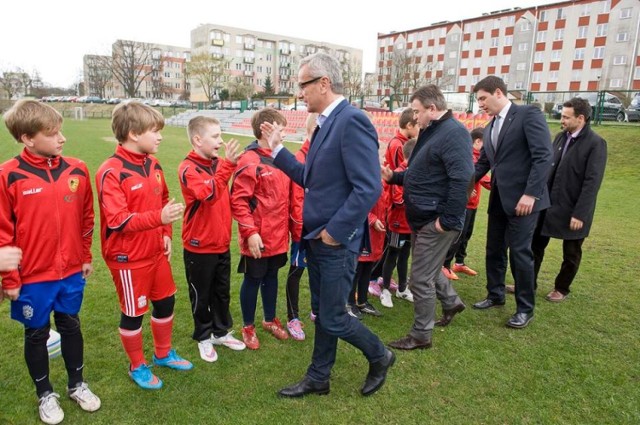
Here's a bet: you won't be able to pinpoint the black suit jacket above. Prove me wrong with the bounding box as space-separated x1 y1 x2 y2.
475 103 553 215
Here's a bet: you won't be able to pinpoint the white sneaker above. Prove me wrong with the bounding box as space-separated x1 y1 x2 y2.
68 382 101 412
211 332 246 351
197 339 219 362
380 289 394 308
39 392 64 424
396 287 414 303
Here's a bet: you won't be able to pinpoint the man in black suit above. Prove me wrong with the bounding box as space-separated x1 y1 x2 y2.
532 97 607 303
262 52 393 397
472 76 552 328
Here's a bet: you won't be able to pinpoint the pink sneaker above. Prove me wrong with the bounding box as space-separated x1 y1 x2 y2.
287 318 305 341
309 312 317 322
389 278 399 292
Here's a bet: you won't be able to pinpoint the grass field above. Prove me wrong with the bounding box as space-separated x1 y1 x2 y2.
0 118 638 425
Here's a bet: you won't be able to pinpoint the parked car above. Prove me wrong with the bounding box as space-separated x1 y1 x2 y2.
106 98 122 104
170 100 192 108
551 92 625 122
625 92 640 122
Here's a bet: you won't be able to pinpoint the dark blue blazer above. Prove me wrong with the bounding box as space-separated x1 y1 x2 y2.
475 103 553 214
274 99 382 253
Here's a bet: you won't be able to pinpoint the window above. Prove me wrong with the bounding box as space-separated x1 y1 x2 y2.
493 19 500 30
617 32 629 42
474 58 482 67
571 70 582 81
500 74 509 83
613 55 627 65
539 10 547 22
460 58 468 68
518 42 529 52
408 33 415 42
491 37 499 48
516 62 527 71
555 29 564 40
557 8 566 19
534 52 544 63
620 7 632 19
514 81 524 89
601 0 610 13
532 72 541 82
549 71 558 81
610 78 622 88
459 76 467 85
235 36 243 44
596 24 608 37
504 55 511 65
488 56 497 66
574 49 585 60
520 20 532 31
504 36 513 46
462 40 470 50
577 26 588 39
635 66 640 80
507 16 515 25
536 31 546 43
396 42 405 50
450 33 459 42
447 68 456 75
581 4 591 15
593 47 605 59
449 51 457 59
551 50 561 61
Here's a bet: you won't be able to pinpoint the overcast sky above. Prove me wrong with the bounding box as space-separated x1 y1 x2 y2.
1 0 557 88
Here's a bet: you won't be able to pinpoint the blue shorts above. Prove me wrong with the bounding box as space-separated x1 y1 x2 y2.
290 241 307 268
11 272 86 329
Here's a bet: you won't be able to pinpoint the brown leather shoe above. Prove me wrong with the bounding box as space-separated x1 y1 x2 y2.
388 335 432 350
435 303 466 327
506 285 515 294
545 290 567 302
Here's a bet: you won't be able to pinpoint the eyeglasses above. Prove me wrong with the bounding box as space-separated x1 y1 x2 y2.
298 76 323 91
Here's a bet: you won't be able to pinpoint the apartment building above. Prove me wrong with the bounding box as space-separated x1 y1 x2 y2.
376 0 640 101
189 23 362 102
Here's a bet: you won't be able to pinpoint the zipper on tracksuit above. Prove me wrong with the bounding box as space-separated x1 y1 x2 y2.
46 158 65 280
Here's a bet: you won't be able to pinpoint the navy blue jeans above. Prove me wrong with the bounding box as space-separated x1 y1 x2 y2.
305 239 386 382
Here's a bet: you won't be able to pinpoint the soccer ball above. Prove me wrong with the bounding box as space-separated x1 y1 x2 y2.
47 329 61 359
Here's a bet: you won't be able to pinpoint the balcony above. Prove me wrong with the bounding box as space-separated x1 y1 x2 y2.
280 48 290 55
211 39 224 46
243 57 255 64
279 74 290 81
244 43 255 50
244 70 254 76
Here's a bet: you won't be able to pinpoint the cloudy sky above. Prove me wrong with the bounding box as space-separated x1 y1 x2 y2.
1 0 557 88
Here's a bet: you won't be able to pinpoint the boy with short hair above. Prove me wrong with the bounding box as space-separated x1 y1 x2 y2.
96 101 192 391
178 116 246 362
1 100 100 424
231 108 290 350
384 108 419 170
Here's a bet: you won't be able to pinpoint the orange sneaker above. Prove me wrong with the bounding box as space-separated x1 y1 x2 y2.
452 263 478 276
442 266 459 280
262 318 289 340
241 325 260 350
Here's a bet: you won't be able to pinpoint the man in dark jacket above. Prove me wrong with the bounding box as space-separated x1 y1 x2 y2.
383 85 474 350
532 97 607 302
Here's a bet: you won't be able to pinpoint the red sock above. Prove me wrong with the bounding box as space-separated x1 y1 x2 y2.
151 315 173 359
119 327 145 370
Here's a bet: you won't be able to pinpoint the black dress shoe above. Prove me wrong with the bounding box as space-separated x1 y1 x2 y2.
435 303 466 327
506 312 534 329
388 335 432 350
361 349 395 396
278 376 330 398
472 298 505 309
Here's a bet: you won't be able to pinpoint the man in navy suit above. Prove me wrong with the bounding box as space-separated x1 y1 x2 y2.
472 76 552 329
262 52 394 397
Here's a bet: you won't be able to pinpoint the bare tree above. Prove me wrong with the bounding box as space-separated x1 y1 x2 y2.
111 40 154 98
189 53 231 103
0 70 23 99
16 68 40 97
228 76 254 100
342 58 364 100
84 55 112 98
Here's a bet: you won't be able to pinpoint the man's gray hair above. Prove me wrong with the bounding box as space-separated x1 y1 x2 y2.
299 52 344 94
410 85 447 111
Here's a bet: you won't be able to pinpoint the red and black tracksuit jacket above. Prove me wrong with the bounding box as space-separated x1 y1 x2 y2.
0 149 94 290
179 151 236 254
95 145 171 269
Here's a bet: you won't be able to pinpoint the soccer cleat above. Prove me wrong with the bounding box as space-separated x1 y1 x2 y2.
347 303 363 320
368 280 382 298
262 318 289 340
379 289 394 308
358 302 383 317
242 325 260 350
152 349 194 371
38 392 64 425
68 382 101 412
452 263 478 276
211 332 246 351
442 266 459 280
395 287 414 303
129 364 163 390
197 339 219 362
287 318 306 341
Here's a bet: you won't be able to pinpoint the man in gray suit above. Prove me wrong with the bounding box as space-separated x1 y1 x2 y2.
532 97 607 303
472 76 552 329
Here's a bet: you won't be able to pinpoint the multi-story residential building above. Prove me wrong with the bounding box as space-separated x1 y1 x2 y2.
376 0 640 102
83 41 190 100
189 24 362 102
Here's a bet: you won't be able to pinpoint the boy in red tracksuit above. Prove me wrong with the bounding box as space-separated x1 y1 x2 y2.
442 127 491 280
96 101 192 391
384 108 419 170
179 116 245 363
347 184 388 318
231 109 291 350
1 100 100 424
380 138 418 309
